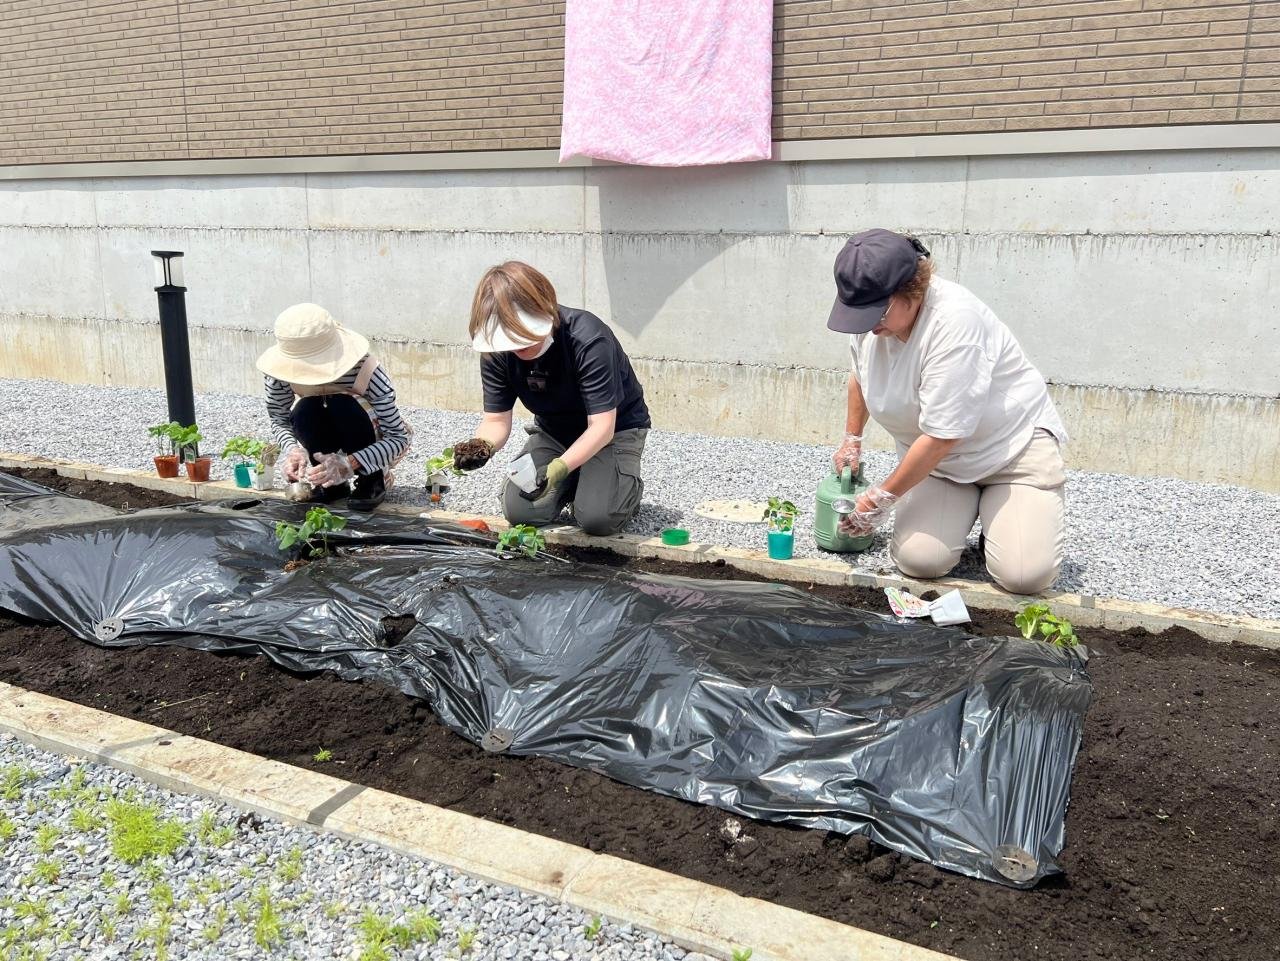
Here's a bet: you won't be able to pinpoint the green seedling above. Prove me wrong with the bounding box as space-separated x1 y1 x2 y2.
172 423 204 462
208 824 236 847
100 871 116 889
221 436 264 464
137 910 173 961
762 496 799 533
147 422 182 457
0 815 17 843
113 892 131 916
150 881 174 912
583 914 603 941
104 799 187 864
425 446 465 478
276 506 347 558
495 524 546 559
101 917 118 942
732 949 754 961
1014 603 1080 648
323 901 346 920
313 748 333 763
33 824 60 854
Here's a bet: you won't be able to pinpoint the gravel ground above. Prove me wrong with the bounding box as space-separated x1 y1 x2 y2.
1 377 1277 619
0 733 697 961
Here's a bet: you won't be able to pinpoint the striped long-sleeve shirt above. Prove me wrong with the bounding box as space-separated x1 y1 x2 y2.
264 359 412 474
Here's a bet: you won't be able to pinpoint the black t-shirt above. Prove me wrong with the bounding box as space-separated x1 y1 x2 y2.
480 306 651 447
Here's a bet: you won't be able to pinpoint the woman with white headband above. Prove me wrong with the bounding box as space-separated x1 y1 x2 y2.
450 261 651 536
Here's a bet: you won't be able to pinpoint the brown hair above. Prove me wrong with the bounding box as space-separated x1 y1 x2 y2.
893 247 934 303
468 261 559 344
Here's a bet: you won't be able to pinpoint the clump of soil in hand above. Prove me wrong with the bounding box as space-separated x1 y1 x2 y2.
452 439 491 469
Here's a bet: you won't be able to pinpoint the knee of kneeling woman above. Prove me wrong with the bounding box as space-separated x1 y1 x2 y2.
890 536 961 581
989 557 1060 596
576 510 626 538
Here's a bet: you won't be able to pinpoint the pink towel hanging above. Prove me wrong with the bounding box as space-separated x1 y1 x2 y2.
559 0 775 167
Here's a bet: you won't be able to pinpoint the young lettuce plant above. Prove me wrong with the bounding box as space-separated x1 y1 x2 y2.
1014 603 1079 648
495 524 545 559
762 497 798 532
275 507 347 559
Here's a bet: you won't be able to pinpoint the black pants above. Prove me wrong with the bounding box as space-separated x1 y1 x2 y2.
290 395 375 468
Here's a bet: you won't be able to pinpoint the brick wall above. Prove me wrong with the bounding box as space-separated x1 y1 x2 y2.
1 0 1274 165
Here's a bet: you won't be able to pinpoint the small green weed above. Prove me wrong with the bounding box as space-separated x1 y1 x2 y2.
33 824 60 854
105 800 187 863
112 893 131 916
150 881 174 912
313 748 334 763
456 925 477 954
100 871 116 889
69 806 101 832
208 824 236 847
732 949 754 961
202 904 229 944
25 859 61 886
0 814 16 843
277 845 304 883
253 887 285 950
0 764 34 802
583 914 603 941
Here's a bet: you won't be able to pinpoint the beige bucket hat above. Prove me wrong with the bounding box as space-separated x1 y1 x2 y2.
255 303 370 385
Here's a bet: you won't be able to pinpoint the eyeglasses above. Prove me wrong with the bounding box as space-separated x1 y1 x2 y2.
878 297 894 326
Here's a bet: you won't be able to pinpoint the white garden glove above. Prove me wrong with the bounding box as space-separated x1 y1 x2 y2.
838 486 899 536
832 433 863 473
281 445 310 482
307 451 356 488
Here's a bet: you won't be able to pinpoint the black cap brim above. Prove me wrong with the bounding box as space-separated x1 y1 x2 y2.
827 295 888 334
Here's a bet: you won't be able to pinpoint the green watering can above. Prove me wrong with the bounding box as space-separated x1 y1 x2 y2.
813 465 874 553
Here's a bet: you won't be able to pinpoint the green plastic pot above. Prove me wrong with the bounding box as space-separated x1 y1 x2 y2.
233 463 253 488
661 528 690 546
767 530 795 560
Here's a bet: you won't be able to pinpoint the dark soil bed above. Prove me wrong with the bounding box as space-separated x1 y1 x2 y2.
2 470 1278 961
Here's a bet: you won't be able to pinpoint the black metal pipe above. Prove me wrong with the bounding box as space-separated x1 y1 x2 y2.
152 250 196 441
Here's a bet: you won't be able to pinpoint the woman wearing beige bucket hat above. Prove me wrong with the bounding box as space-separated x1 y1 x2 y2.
449 262 651 536
256 303 412 511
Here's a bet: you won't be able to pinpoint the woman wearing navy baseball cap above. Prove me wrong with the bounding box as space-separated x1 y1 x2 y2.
827 229 1067 595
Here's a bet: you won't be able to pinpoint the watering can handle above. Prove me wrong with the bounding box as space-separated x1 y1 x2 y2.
839 465 853 493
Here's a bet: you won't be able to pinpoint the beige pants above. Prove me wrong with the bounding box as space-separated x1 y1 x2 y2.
891 430 1066 595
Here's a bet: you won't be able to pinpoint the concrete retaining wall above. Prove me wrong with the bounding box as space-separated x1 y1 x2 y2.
1 148 1276 490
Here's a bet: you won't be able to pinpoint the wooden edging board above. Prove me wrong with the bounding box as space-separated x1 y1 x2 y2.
4 452 1279 652
0 682 958 961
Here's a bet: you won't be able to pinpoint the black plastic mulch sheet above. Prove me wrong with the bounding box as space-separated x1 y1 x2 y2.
0 472 1092 886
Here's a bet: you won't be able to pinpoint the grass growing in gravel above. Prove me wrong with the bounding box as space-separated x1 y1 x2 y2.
104 799 187 863
0 763 35 801
355 907 443 960
253 887 286 950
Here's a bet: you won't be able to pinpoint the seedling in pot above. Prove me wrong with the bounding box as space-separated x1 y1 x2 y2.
1014 603 1079 648
148 422 184 477
221 436 264 465
495 524 545 559
762 497 798 532
172 424 204 463
275 506 347 562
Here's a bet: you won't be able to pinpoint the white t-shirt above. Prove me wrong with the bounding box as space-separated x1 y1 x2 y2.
850 276 1067 484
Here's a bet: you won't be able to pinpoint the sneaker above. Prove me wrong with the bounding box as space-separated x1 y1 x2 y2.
349 470 386 512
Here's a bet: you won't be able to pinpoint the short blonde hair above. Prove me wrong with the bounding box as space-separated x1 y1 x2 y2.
894 254 933 302
468 262 559 343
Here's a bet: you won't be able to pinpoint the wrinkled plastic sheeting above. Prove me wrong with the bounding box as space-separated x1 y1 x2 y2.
0 472 1092 886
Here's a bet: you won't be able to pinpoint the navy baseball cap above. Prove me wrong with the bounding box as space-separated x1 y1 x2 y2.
827 229 931 334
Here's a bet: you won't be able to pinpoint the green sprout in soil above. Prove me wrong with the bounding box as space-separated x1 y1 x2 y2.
1014 603 1080 648
583 914 603 941
105 799 187 864
495 524 545 559
313 748 334 763
762 496 798 533
276 506 347 558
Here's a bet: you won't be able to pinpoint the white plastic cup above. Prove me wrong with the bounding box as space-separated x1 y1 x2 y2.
507 453 538 494
929 589 971 626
